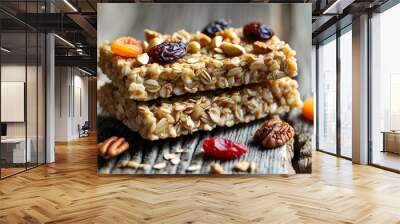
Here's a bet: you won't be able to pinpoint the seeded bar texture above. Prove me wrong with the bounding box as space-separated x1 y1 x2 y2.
98 28 297 101
98 77 302 140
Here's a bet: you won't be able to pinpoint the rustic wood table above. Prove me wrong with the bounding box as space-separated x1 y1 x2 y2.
97 109 313 175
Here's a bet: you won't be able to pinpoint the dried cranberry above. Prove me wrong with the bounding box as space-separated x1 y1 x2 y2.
202 137 248 160
148 42 187 64
202 19 232 38
243 22 274 41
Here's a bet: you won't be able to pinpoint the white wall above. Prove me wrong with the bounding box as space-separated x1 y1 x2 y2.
1 65 40 138
54 67 89 141
1 63 46 164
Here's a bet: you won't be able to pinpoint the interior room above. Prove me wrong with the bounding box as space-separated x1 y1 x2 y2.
0 0 400 223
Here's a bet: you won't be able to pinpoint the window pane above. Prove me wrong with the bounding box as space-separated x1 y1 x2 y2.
38 32 45 165
371 3 400 171
340 29 352 158
27 30 38 169
1 23 28 177
318 37 337 154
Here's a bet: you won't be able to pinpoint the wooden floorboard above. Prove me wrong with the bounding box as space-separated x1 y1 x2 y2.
1 135 400 223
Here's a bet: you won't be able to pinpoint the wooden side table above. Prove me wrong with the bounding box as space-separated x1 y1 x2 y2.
381 131 400 154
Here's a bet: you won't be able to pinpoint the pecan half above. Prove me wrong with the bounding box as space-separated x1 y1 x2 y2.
254 118 294 149
98 136 130 158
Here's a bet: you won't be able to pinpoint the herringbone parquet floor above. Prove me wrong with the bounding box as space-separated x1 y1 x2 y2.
1 135 400 224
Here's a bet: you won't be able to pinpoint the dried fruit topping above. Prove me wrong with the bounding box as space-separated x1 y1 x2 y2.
302 97 314 122
111 37 143 57
254 118 294 149
202 137 248 160
148 41 187 64
243 22 274 41
202 19 232 38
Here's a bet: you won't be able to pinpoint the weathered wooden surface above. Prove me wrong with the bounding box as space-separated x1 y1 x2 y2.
97 109 313 175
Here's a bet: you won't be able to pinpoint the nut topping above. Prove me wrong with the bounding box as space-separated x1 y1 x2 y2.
210 164 224 174
211 35 223 48
253 41 273 54
137 53 149 65
188 41 201 53
254 118 294 149
220 42 245 57
98 136 130 158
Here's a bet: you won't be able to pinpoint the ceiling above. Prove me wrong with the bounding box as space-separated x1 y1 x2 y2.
0 0 393 72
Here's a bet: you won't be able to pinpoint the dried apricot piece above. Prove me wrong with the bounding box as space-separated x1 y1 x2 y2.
302 97 314 122
111 36 143 57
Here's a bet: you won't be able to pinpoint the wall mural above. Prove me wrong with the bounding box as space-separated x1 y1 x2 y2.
97 3 313 175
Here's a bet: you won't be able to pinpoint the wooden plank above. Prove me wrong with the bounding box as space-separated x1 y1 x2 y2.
97 109 312 175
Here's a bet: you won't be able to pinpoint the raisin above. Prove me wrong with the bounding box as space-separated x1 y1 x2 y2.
202 137 248 160
148 42 187 64
243 22 274 41
202 19 232 38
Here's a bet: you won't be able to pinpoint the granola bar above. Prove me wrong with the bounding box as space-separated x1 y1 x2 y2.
98 28 297 101
98 77 302 140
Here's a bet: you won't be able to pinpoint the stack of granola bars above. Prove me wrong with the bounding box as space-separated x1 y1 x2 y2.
98 21 302 140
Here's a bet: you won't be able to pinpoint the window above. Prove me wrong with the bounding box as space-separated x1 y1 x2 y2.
371 3 400 171
340 28 352 158
0 1 46 179
317 36 337 154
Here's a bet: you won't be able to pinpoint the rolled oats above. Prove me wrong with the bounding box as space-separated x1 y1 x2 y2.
160 83 173 98
99 26 299 101
186 164 201 172
153 162 167 170
163 153 177 160
199 69 212 85
143 79 160 93
170 157 180 165
208 107 221 125
98 77 302 140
